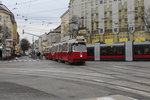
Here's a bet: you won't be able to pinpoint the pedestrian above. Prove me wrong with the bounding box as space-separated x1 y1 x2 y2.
37 52 41 59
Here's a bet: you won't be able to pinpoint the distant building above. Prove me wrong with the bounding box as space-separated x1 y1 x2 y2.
46 26 61 47
38 25 61 52
40 33 47 52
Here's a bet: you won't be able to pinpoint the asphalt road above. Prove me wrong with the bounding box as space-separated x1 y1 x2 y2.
0 56 150 100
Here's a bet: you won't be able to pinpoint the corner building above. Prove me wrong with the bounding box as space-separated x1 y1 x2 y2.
0 2 18 58
69 0 150 44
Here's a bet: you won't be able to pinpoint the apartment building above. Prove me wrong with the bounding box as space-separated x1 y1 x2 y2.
99 0 150 44
69 0 150 44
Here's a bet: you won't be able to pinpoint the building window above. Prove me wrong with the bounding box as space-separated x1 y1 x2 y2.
100 29 103 33
114 28 118 32
100 0 103 4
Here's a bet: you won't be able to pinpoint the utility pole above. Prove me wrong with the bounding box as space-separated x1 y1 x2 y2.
2 20 6 59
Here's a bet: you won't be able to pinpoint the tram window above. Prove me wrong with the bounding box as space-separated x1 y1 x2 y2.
134 45 150 55
73 43 87 52
100 46 125 56
59 45 62 52
62 43 68 52
87 47 94 56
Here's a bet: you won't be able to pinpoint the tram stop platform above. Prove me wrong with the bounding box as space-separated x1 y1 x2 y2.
82 95 138 100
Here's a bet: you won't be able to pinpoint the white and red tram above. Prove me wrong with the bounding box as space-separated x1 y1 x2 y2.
45 36 87 64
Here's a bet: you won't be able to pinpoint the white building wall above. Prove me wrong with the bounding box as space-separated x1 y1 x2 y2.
99 1 105 35
69 0 81 19
86 1 92 32
144 0 150 10
61 10 69 39
112 0 119 34
81 0 92 32
144 0 150 23
127 0 135 32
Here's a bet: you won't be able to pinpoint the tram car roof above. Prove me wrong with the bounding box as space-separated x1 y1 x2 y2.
134 41 150 45
68 36 86 44
101 43 125 47
46 46 52 49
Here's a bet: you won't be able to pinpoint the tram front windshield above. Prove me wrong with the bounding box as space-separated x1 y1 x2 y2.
73 43 87 52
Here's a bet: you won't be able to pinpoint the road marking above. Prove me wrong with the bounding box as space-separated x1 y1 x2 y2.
0 59 42 63
82 95 138 100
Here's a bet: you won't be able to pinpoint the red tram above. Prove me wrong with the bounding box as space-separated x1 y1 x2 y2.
45 46 52 59
44 36 87 64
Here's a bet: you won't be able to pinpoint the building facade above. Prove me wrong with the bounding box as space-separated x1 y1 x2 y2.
0 2 18 59
68 0 150 44
46 26 61 46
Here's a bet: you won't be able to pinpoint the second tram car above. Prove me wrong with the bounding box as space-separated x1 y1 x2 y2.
133 42 150 61
100 43 125 61
87 43 125 61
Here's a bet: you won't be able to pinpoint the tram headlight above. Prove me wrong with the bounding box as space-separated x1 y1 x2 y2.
80 55 83 58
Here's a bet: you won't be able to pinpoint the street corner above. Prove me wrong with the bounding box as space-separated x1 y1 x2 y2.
82 95 138 100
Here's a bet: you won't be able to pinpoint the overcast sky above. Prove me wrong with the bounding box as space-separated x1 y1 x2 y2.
1 0 70 43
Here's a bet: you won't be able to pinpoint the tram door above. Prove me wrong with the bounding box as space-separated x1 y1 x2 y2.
87 47 94 61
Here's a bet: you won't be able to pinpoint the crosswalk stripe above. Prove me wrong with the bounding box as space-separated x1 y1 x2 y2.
0 59 43 63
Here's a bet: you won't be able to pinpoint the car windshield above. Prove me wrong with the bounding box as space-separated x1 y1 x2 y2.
73 43 87 52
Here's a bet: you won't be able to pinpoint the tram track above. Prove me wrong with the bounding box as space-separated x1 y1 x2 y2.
86 62 150 75
0 67 150 99
84 63 150 84
71 64 150 97
47 73 150 99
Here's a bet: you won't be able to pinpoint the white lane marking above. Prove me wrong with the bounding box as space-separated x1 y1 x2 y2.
98 97 115 100
0 59 40 63
83 95 138 100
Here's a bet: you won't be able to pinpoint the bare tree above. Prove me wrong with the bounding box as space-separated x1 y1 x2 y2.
143 8 150 33
69 15 82 38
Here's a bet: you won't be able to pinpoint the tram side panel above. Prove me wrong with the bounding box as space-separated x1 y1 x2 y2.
133 42 150 61
61 43 68 62
100 44 125 61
